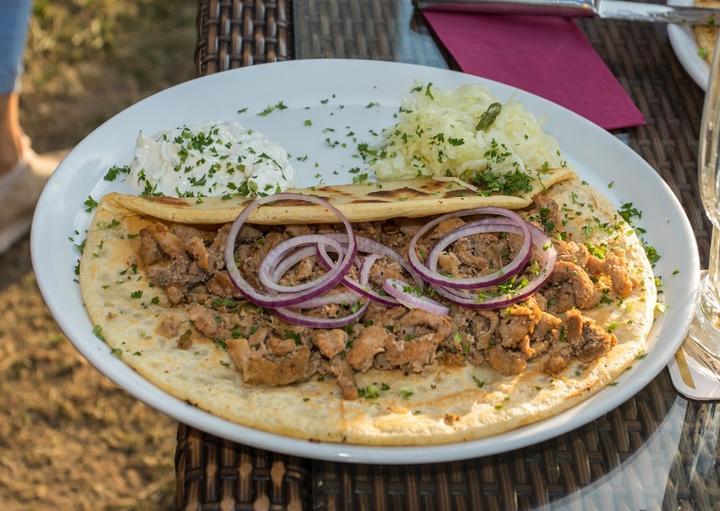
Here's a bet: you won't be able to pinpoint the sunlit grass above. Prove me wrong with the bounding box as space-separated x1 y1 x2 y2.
21 0 196 152
3 2 198 509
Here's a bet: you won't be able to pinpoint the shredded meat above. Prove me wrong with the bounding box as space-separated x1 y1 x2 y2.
176 329 193 350
368 259 405 288
545 261 600 313
227 338 311 385
330 357 358 400
157 316 182 338
497 302 542 352
385 338 439 372
347 325 388 372
532 194 561 233
544 345 572 374
137 199 624 399
313 329 347 359
487 345 527 375
437 252 461 276
363 303 406 325
139 230 164 265
564 309 617 362
188 304 230 340
431 218 466 240
602 254 636 298
397 309 452 345
206 271 240 297
185 236 210 271
268 336 297 356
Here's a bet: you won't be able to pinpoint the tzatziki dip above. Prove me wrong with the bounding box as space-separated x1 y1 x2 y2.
128 121 295 198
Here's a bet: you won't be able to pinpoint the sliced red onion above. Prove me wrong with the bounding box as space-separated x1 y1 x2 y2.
294 290 363 309
270 246 318 283
259 235 345 292
435 223 557 309
383 278 450 316
274 301 370 328
408 207 531 289
427 222 530 287
224 193 356 308
316 234 425 307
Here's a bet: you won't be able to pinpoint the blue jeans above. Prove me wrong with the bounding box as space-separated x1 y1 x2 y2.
0 0 32 94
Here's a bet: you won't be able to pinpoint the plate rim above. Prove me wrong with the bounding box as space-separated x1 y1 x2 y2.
668 0 709 90
31 58 700 464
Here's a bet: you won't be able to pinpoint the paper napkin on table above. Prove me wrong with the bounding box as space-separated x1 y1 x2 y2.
422 10 645 130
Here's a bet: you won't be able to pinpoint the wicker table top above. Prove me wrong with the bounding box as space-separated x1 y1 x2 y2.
181 1 719 509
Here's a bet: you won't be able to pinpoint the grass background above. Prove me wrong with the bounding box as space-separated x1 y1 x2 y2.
1 1 196 509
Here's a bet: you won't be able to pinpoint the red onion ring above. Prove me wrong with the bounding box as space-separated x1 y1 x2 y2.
293 290 363 309
259 235 345 292
383 278 450 316
435 222 557 309
316 234 424 306
427 222 530 285
224 193 356 308
408 207 531 289
274 301 369 328
276 254 372 327
270 246 318 283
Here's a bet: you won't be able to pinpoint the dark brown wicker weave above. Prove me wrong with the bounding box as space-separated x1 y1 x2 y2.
179 1 718 509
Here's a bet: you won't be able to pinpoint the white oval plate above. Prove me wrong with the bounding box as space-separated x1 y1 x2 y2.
668 0 709 90
31 59 700 464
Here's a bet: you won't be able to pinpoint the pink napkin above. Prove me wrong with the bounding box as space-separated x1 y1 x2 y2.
422 10 645 130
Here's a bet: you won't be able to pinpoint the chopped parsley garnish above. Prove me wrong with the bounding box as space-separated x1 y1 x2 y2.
698 47 709 60
643 241 660 266
110 348 123 358
424 82 434 99
303 119 312 126
212 297 239 309
215 339 228 351
237 107 248 114
585 242 607 259
83 196 99 212
402 284 424 297
352 173 369 184
475 102 502 131
538 207 555 233
258 100 288 116
130 290 143 299
366 101 380 108
607 181 615 189
447 137 465 146
150 296 160 305
471 169 532 196
283 331 303 346
472 376 485 389
103 165 131 182
606 322 619 333
380 383 390 391
399 389 414 399
92 325 106 342
618 202 641 223
358 385 380 399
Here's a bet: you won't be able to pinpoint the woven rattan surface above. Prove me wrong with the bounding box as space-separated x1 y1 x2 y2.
195 0 292 74
179 1 718 509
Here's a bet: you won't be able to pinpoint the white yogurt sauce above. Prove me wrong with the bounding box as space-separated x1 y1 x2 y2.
129 121 295 198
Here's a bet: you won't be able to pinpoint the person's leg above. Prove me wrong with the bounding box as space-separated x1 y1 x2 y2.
0 0 32 174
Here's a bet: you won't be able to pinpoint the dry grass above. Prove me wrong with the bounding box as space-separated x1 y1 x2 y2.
1 1 197 509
